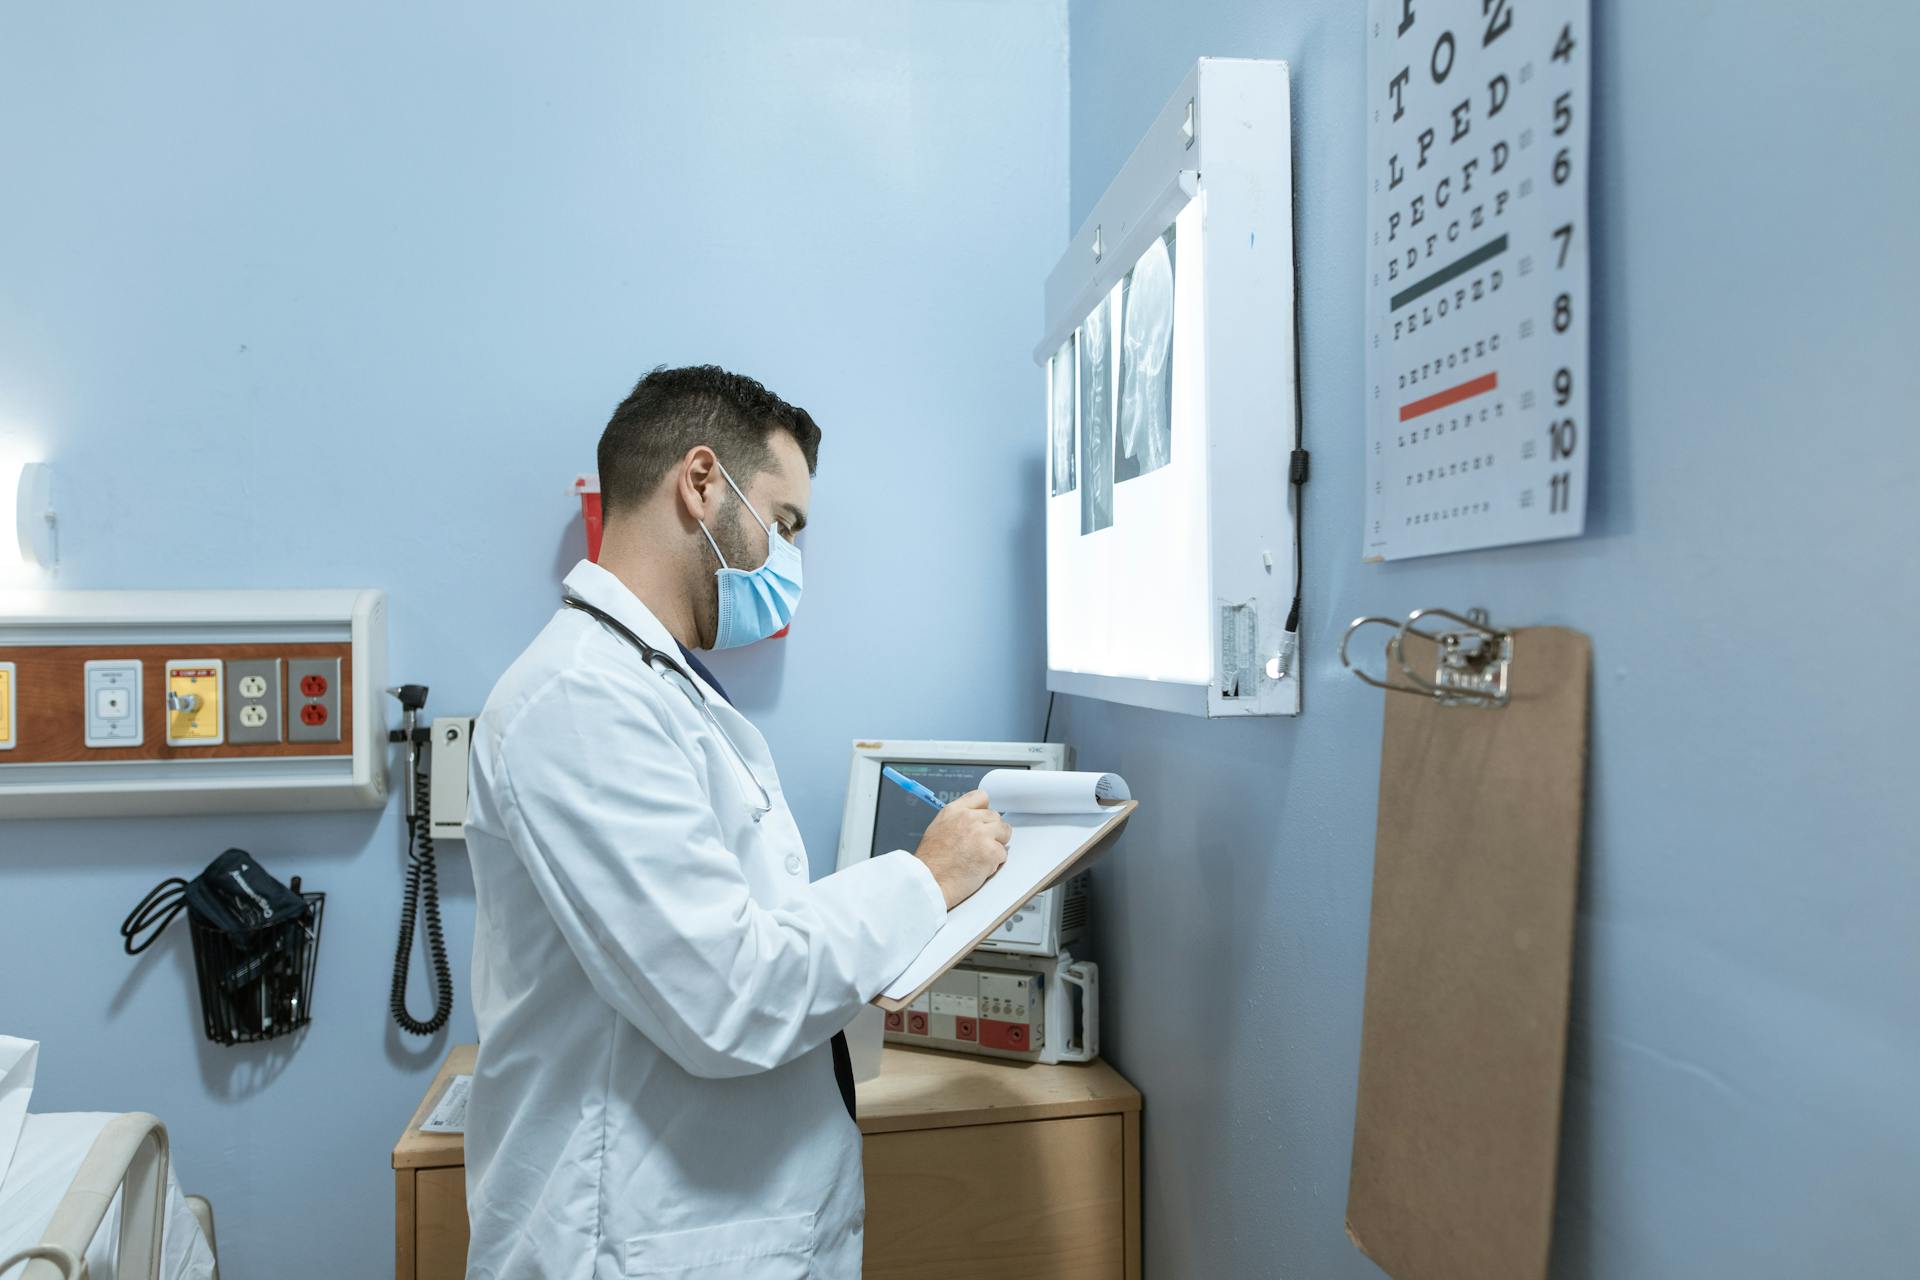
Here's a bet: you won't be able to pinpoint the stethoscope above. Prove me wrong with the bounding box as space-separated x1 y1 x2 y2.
563 596 775 822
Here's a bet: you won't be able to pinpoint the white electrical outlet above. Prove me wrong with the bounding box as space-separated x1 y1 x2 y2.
225 658 282 745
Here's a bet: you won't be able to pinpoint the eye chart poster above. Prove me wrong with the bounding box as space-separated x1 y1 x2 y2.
1365 0 1590 561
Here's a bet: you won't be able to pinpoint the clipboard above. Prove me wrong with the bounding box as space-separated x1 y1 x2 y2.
875 797 1136 1013
1341 609 1592 1280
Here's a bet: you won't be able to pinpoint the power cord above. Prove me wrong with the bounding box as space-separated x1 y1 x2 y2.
1286 446 1307 637
387 683 452 1036
1280 182 1309 672
390 763 453 1035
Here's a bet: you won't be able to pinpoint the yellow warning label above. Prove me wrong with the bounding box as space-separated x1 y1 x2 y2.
0 666 13 747
166 665 223 744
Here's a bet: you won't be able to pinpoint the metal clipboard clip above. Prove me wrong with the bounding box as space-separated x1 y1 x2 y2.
1339 607 1512 708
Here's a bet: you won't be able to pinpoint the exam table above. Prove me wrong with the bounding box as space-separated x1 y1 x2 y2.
0 1113 218 1279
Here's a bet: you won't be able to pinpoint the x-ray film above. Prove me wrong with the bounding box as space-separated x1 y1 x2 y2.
1042 192 1212 689
1052 189 1213 690
1049 335 1077 497
1116 226 1175 484
1078 288 1118 534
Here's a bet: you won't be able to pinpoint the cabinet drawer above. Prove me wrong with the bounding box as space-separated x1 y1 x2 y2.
863 1115 1125 1280
414 1167 470 1280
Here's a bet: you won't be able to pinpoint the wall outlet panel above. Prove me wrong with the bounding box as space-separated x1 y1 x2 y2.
0 589 388 816
225 658 283 745
286 657 342 744
5 645 348 761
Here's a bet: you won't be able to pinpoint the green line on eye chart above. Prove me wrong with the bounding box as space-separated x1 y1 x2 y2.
1390 235 1509 311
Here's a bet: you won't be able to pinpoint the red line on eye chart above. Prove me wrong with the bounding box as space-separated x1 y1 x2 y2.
1399 371 1499 422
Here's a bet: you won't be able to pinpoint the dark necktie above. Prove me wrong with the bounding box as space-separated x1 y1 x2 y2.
676 645 860 1124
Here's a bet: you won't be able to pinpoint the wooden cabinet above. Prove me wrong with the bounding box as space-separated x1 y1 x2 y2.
392 1044 1141 1279
857 1047 1141 1279
392 1045 473 1280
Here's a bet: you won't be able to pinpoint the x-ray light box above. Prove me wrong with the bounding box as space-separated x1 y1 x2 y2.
1035 58 1300 717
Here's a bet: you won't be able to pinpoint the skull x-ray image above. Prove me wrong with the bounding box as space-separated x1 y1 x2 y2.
1049 336 1077 497
1078 291 1116 534
1116 226 1176 484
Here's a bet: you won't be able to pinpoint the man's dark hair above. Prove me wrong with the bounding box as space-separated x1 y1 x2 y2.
597 365 821 516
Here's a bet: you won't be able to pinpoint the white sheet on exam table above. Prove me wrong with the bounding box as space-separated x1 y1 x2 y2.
0 1111 215 1280
0 1036 36 1184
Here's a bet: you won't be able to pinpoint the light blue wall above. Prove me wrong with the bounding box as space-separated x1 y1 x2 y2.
6 3 1914 1277
0 3 1064 1275
1064 1 1919 1277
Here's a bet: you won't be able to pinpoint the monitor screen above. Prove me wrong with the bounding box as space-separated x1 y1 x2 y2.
868 760 1032 861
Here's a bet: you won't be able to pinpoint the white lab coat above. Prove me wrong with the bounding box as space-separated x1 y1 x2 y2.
462 561 946 1280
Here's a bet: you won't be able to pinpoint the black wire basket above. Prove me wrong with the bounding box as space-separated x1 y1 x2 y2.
187 890 325 1045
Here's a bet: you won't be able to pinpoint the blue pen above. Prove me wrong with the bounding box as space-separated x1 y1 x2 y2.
881 766 946 812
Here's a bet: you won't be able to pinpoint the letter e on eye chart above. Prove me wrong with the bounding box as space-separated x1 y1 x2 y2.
1364 0 1590 560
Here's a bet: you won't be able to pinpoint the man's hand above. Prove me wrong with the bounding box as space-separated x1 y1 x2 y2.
912 791 1012 910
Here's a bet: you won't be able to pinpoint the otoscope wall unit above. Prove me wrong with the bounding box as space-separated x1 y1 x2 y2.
0 589 388 817
1036 57 1302 717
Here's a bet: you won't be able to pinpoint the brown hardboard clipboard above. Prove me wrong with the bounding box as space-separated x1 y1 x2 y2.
873 798 1136 1013
1346 626 1591 1280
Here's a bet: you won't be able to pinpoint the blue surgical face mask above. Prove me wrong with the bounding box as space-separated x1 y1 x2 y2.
699 462 803 650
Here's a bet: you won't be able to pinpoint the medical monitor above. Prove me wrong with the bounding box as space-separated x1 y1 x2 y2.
835 740 1086 956
835 740 1073 874
867 760 1020 868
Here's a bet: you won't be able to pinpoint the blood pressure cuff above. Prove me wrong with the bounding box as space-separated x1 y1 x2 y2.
121 848 310 954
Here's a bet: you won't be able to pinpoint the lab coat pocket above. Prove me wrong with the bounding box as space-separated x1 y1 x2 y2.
623 1211 816 1277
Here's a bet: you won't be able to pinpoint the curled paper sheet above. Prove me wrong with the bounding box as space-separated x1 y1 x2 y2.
978 769 1132 813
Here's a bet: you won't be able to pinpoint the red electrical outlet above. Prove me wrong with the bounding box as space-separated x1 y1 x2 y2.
954 1017 978 1042
906 1011 929 1036
883 1011 903 1032
978 1020 1028 1051
285 658 341 745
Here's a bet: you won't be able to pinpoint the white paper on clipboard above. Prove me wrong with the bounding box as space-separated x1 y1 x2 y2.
876 770 1133 1010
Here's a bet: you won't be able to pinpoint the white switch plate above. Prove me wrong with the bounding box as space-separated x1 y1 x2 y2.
83 659 144 748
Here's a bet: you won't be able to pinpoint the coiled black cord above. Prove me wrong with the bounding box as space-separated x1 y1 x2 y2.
390 765 453 1034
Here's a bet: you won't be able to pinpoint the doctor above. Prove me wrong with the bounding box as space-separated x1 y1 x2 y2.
462 365 1011 1280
